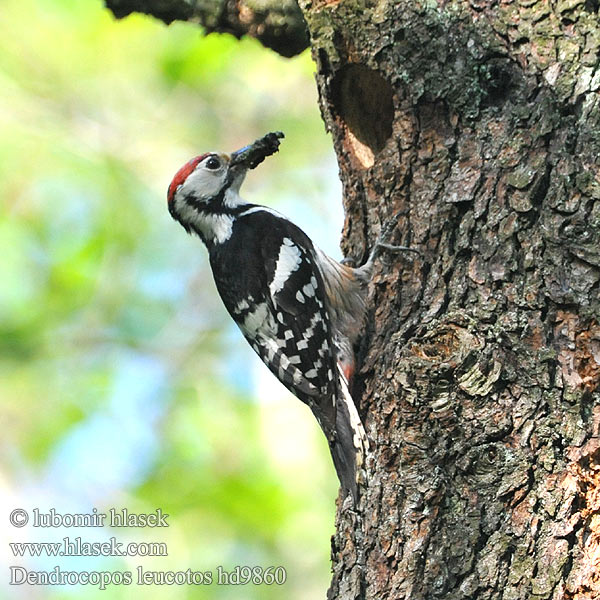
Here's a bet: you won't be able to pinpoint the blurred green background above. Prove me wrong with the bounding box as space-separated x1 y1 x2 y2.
0 1 344 598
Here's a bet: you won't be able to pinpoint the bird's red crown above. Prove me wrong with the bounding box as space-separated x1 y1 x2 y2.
167 154 210 205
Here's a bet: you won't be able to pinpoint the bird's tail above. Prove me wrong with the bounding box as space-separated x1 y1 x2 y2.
328 365 369 503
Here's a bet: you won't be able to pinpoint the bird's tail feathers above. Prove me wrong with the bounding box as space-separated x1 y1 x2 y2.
329 365 369 503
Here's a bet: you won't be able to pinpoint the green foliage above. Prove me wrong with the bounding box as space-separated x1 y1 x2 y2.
1 1 339 598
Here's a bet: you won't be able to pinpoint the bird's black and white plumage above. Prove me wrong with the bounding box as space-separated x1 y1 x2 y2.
167 135 370 501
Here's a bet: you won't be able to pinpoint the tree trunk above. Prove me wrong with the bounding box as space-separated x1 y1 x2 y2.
108 1 600 598
297 2 600 599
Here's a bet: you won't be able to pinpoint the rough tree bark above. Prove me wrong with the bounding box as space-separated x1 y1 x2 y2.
108 1 600 598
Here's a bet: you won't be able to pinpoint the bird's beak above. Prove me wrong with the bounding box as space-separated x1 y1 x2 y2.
225 151 247 193
229 145 252 170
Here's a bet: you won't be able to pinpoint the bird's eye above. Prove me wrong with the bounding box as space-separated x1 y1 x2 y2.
205 156 221 170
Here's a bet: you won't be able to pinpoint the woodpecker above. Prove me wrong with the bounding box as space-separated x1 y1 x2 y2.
167 132 402 502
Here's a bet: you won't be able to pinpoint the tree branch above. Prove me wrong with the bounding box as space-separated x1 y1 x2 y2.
105 0 309 58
